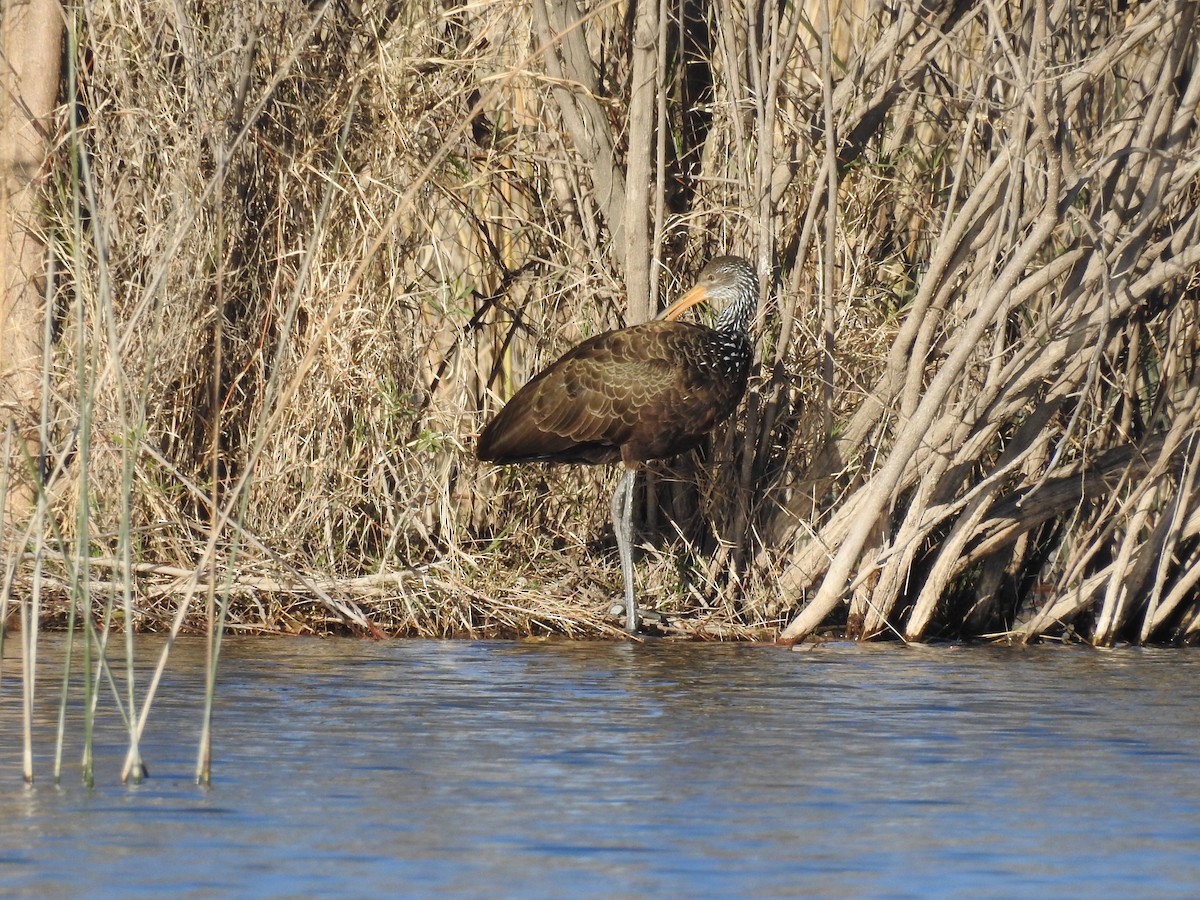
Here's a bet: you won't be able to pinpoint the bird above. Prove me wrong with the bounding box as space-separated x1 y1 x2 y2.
476 256 758 633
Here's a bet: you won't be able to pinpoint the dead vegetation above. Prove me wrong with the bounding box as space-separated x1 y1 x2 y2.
2 0 1199 644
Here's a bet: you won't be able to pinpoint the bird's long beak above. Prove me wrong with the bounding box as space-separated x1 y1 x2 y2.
656 283 708 321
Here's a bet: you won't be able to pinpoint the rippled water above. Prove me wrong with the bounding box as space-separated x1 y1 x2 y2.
2 636 1199 897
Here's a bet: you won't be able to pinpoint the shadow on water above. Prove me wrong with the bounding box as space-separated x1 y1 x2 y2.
2 637 1200 896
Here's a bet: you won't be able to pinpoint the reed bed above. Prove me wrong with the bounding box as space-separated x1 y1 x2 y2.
1 0 1198 679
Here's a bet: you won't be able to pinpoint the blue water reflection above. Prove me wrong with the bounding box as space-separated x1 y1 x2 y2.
2 638 1199 897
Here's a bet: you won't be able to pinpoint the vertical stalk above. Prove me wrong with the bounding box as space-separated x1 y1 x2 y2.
45 243 71 785
649 0 669 313
198 135 227 789
68 40 138 788
0 424 10 662
21 511 36 784
624 0 657 323
64 11 97 784
819 0 837 439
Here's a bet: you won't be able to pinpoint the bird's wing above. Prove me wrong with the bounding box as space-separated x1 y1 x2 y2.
527 326 680 443
477 323 690 463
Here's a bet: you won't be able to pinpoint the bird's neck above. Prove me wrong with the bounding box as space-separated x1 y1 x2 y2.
715 298 754 336
713 265 757 336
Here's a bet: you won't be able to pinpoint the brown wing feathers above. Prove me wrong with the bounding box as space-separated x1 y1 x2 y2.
477 322 696 465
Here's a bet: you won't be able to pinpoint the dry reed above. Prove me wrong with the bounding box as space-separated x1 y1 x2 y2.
0 0 1197 651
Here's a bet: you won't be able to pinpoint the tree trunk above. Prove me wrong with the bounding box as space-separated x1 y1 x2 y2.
1 0 62 524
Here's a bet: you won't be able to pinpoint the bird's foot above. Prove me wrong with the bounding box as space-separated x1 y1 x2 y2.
608 603 666 634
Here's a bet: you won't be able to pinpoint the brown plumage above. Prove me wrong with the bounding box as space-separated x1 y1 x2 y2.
477 256 759 632
476 320 745 467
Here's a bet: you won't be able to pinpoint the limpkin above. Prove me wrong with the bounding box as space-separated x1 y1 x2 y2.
476 256 758 633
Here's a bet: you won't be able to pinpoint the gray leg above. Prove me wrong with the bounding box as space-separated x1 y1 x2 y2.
610 468 639 633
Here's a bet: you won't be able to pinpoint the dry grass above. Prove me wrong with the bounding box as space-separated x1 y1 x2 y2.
2 0 1198 646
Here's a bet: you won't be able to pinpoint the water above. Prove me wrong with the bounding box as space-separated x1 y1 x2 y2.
2 637 1199 897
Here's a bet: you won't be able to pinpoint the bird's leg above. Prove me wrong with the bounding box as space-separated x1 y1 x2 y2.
611 467 639 633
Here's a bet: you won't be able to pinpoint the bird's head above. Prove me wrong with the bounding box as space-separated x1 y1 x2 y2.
657 256 758 333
